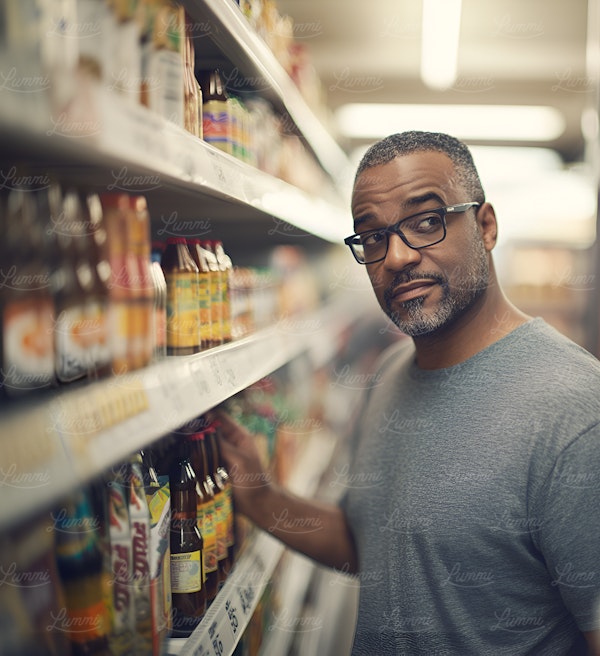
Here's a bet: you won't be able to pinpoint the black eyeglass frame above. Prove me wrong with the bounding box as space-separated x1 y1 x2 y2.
344 202 481 265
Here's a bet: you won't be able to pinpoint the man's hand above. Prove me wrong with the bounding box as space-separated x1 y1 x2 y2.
215 409 274 523
213 408 359 573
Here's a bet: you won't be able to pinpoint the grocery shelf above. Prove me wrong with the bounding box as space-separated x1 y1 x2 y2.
0 80 349 247
167 427 337 656
183 0 350 183
0 293 362 531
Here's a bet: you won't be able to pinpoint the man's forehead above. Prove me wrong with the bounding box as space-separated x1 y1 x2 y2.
352 151 459 198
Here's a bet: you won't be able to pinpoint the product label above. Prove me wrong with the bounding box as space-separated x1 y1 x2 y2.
55 305 90 382
2 296 54 392
209 272 222 343
203 100 231 151
198 500 217 573
170 551 203 594
109 300 131 373
213 491 227 561
198 272 212 344
165 272 200 349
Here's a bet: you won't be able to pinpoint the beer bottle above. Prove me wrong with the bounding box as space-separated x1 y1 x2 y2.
187 432 219 604
169 442 206 637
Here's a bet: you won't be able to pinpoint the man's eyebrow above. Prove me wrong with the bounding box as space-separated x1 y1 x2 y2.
403 191 446 209
353 191 446 230
352 212 377 230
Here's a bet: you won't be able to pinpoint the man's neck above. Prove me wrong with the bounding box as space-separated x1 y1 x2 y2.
411 286 531 370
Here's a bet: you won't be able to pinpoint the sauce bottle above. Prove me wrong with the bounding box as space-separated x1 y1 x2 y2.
161 237 200 355
127 196 154 370
211 240 232 343
204 423 232 584
200 240 222 347
1 183 55 397
211 419 236 566
54 489 111 655
150 243 168 362
100 193 135 375
52 189 92 384
84 192 112 379
196 69 232 154
187 239 212 351
187 432 219 604
169 442 206 637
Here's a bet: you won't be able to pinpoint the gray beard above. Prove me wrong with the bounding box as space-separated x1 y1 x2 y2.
384 237 490 337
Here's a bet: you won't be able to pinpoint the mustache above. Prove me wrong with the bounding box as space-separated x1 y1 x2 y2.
383 270 447 305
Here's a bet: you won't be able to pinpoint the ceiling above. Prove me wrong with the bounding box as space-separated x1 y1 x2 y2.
277 0 598 165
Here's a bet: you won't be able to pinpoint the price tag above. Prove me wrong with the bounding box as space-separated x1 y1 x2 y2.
207 620 224 656
224 599 239 636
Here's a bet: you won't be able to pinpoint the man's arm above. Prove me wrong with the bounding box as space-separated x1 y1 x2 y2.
584 630 600 655
216 410 358 573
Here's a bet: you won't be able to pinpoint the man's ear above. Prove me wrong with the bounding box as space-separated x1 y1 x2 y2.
477 202 498 251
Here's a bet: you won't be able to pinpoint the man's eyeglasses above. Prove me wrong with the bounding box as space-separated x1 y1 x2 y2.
344 202 481 265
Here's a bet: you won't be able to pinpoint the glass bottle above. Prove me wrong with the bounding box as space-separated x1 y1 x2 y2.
52 189 91 384
127 195 154 369
211 418 236 565
211 240 232 343
205 423 232 583
1 183 55 397
169 442 206 637
84 192 112 379
200 240 222 347
196 68 232 154
187 432 219 604
187 239 212 351
161 237 200 355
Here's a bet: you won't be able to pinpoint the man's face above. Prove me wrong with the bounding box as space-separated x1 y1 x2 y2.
351 151 491 337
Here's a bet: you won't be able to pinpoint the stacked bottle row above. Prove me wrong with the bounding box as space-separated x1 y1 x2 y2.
0 182 159 399
157 237 233 355
0 175 321 400
3 1 327 190
0 417 235 656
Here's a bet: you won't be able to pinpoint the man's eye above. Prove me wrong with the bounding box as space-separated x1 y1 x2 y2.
408 215 443 233
361 231 386 246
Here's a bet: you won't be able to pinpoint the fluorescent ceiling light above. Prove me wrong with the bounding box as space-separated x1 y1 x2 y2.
421 0 462 90
335 103 566 142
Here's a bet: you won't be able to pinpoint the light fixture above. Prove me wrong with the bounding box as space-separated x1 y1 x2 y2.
421 0 463 90
335 103 566 142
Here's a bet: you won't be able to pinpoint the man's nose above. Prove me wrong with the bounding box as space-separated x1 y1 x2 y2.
383 232 422 270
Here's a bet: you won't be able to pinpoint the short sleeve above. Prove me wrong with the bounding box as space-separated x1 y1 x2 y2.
535 421 600 632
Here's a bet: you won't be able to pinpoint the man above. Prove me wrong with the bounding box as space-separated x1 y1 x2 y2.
218 131 600 654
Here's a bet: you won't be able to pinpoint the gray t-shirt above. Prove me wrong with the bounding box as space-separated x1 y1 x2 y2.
340 318 600 655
